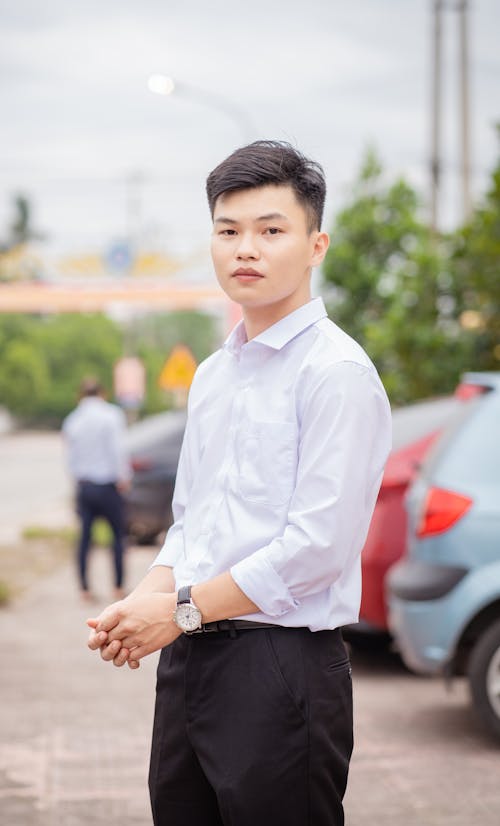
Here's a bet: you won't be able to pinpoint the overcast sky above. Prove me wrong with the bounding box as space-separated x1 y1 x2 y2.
0 0 499 266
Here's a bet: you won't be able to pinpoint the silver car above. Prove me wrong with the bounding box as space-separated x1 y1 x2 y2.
388 372 500 741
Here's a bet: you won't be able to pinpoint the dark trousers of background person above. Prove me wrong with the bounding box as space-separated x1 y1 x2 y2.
149 625 353 826
76 480 125 591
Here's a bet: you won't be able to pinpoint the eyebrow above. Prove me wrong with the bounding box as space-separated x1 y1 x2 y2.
214 212 290 225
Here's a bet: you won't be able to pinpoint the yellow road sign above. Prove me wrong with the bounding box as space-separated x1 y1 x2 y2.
158 345 197 391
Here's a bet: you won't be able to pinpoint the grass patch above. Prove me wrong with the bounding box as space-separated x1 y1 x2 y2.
0 537 71 603
22 525 75 542
0 580 10 606
0 521 114 605
91 520 113 546
22 520 113 546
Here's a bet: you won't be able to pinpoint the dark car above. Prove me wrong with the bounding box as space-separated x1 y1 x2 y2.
125 410 186 544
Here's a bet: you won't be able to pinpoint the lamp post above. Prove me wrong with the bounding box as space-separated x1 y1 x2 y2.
429 0 472 231
148 74 255 142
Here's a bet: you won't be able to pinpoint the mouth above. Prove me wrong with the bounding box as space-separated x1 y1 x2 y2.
231 268 265 280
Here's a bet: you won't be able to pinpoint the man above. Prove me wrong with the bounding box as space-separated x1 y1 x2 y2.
87 141 392 825
63 377 131 601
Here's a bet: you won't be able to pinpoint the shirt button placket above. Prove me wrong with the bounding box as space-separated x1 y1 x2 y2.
199 369 242 537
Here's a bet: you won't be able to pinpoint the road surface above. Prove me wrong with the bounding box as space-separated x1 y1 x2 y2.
0 430 74 543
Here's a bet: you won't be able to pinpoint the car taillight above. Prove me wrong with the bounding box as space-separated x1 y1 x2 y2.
454 382 489 400
416 486 473 538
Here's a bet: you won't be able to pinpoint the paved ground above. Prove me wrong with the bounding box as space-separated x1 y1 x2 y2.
1 544 500 825
346 641 500 824
1 430 500 823
0 431 74 544
0 546 158 826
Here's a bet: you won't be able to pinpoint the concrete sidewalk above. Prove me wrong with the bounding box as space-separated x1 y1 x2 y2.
0 546 158 825
2 544 500 825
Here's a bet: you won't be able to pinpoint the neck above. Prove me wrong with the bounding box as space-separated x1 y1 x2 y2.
243 289 312 341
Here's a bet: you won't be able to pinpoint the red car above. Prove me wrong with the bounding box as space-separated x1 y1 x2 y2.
358 382 482 633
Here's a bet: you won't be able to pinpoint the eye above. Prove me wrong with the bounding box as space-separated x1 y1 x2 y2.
219 229 236 236
264 227 282 235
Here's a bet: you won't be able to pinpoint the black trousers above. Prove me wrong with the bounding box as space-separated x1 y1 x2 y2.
149 625 353 826
76 480 125 591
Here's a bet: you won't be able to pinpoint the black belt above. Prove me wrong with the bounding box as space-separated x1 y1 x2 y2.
189 620 278 635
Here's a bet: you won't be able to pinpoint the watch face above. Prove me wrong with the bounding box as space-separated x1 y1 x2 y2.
175 603 202 632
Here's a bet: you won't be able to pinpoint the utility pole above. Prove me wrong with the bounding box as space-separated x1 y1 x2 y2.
430 0 443 233
458 0 472 223
126 171 144 258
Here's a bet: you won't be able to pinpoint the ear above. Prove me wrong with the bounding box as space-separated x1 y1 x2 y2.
310 231 330 268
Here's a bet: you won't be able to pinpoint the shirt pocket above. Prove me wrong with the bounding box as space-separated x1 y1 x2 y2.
237 421 297 507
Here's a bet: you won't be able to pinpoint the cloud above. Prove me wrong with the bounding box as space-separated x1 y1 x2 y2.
0 0 499 253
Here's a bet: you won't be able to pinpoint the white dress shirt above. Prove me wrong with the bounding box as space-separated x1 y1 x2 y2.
152 297 392 631
62 397 131 485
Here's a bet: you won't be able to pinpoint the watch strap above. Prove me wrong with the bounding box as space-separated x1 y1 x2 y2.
177 585 192 605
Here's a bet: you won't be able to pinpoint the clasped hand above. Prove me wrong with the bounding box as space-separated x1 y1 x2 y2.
87 592 181 669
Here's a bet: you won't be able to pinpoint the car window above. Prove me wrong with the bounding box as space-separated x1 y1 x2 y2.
391 397 461 451
424 393 499 487
127 411 186 453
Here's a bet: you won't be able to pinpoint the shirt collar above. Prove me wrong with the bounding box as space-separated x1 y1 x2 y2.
79 396 105 406
224 297 327 356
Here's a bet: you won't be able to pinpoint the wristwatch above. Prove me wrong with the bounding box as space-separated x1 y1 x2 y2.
173 585 203 634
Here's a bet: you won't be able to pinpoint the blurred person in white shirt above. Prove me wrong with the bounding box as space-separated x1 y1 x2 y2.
87 141 392 826
63 377 131 602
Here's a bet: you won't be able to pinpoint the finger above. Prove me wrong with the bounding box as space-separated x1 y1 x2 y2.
127 659 140 670
86 617 99 628
100 639 122 662
123 642 152 662
113 647 130 668
95 608 121 633
106 625 131 644
120 634 142 650
87 630 108 651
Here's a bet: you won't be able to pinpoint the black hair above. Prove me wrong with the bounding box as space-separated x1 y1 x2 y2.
79 377 103 398
206 140 326 231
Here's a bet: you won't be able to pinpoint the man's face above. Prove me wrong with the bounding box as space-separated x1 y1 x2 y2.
210 184 329 315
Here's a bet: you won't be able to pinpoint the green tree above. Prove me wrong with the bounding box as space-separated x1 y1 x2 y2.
322 149 472 404
33 314 124 420
0 339 49 417
0 314 123 424
126 310 217 414
451 131 500 371
1 194 43 251
0 310 218 424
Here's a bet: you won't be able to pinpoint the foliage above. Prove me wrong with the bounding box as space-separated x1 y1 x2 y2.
8 195 42 246
125 310 218 415
451 129 500 371
0 313 122 422
0 310 217 425
1 194 42 250
322 148 473 404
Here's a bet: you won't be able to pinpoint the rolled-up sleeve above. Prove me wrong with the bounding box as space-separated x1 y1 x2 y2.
230 361 392 617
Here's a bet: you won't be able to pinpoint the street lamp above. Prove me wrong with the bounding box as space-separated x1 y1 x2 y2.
147 74 255 141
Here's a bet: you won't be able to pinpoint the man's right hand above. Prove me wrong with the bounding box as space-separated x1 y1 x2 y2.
87 598 140 669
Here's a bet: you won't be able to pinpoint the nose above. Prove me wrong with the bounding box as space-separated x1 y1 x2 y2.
235 232 259 260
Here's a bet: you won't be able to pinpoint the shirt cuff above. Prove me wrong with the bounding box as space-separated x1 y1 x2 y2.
230 554 300 617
